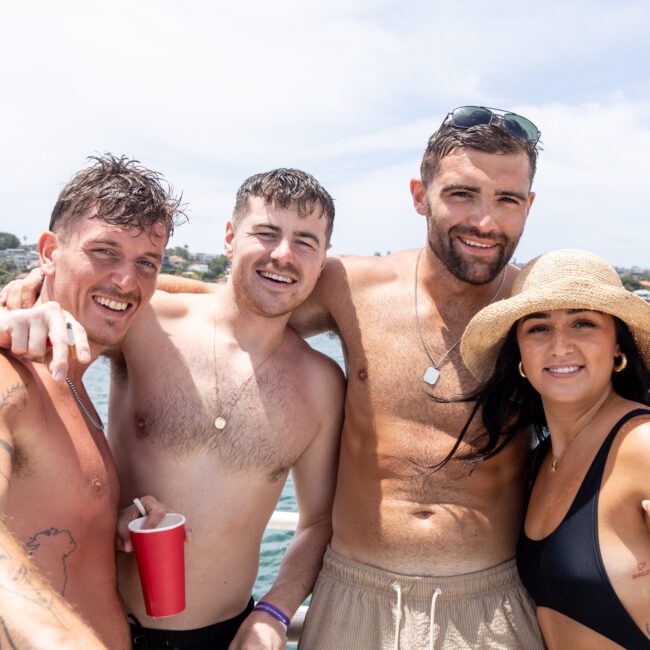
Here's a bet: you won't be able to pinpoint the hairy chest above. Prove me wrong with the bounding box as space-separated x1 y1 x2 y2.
342 276 478 387
113 338 317 479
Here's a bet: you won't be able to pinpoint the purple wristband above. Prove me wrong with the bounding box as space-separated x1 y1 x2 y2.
253 601 290 628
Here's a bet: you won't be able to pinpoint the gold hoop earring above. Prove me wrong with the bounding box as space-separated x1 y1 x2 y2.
613 353 628 373
518 361 527 379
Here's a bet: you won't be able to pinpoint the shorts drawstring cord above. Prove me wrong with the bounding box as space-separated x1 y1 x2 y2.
429 587 442 650
392 583 442 650
392 582 402 650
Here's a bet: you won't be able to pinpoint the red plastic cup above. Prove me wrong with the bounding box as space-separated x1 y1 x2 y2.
128 513 186 617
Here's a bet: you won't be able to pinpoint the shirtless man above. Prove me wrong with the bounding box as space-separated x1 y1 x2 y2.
289 107 546 649
114 169 344 650
0 154 181 649
3 168 345 649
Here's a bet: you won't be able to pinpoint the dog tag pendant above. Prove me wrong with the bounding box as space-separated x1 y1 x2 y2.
423 367 440 385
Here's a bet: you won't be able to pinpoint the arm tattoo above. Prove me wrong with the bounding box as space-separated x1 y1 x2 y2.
0 440 12 459
0 438 13 488
0 418 15 489
0 384 27 416
0 547 68 629
0 385 25 489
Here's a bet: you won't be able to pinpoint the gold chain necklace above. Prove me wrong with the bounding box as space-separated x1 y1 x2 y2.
212 298 287 430
550 392 613 472
414 248 506 385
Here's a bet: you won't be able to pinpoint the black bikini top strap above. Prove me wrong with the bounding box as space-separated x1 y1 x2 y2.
572 408 650 506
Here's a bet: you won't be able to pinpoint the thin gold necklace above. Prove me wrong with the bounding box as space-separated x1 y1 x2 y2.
550 391 613 472
414 248 506 385
212 298 286 430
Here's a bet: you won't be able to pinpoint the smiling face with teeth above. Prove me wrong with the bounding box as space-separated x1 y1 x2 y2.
412 148 535 285
225 196 328 319
516 309 619 406
39 207 166 352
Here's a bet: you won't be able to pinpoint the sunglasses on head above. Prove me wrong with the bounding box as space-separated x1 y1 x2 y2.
443 106 541 144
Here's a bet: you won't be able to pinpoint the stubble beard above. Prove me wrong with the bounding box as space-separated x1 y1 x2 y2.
426 208 520 286
87 320 129 351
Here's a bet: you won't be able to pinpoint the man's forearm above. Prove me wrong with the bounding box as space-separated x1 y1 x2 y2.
156 273 215 294
259 516 332 617
0 522 107 649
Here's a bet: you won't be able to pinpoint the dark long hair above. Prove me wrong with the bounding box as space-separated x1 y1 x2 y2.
434 317 650 470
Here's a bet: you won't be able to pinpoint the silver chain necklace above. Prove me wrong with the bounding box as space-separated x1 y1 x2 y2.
65 376 105 431
414 248 506 385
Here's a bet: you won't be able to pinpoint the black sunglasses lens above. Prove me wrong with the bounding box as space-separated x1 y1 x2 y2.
450 106 493 129
503 115 540 143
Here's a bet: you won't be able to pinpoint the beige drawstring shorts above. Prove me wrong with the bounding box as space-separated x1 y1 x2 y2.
299 547 544 650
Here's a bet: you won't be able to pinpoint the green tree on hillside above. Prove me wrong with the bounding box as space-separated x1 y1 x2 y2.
0 233 21 250
620 275 642 291
207 255 230 279
0 260 16 286
166 245 190 260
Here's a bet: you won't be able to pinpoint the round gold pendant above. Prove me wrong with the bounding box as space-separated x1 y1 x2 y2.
214 416 227 430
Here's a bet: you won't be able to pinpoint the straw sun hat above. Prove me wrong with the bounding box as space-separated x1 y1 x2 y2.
460 249 650 383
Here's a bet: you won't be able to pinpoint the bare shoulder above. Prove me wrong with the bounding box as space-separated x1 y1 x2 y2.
617 410 650 451
285 331 345 410
309 251 413 301
290 251 419 336
616 406 650 451
290 333 345 387
609 406 650 492
335 251 521 295
122 292 213 361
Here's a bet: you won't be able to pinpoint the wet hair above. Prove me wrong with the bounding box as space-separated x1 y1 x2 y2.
232 168 335 244
434 317 650 470
49 154 186 240
420 121 540 188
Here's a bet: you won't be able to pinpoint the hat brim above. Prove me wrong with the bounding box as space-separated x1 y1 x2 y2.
460 278 650 382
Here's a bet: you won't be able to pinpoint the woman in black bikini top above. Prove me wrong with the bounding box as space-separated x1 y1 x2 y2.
459 249 650 649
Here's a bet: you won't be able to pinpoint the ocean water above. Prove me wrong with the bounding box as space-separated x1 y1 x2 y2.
85 332 345 601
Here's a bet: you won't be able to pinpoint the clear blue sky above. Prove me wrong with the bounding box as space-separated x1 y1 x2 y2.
1 0 649 267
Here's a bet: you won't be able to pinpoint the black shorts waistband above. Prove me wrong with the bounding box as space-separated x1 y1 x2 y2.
129 597 254 650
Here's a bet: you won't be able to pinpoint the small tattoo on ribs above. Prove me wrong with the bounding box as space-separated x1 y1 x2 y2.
633 561 650 581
